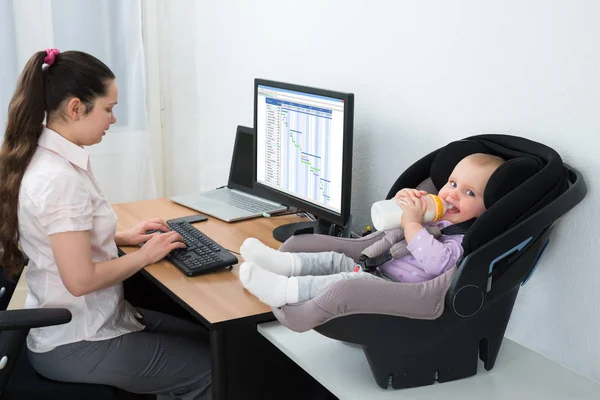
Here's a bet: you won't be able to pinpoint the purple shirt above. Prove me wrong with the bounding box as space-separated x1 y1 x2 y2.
377 220 464 283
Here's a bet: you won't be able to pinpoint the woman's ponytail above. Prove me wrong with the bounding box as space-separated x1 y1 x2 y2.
0 51 47 278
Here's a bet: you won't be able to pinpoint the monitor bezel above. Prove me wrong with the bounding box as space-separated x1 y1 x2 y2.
253 78 354 226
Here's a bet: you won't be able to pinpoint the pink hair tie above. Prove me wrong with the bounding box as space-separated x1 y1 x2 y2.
44 48 60 66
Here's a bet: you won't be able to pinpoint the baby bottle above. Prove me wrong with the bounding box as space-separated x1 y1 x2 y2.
371 194 449 231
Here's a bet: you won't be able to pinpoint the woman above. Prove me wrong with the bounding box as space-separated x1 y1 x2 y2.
0 49 211 399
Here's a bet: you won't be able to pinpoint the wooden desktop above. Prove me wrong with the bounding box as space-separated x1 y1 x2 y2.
113 198 294 325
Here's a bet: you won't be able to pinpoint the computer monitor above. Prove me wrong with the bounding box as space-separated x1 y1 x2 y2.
254 79 354 242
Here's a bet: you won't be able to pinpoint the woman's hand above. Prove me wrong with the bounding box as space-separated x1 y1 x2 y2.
397 195 427 229
139 231 187 266
115 217 171 246
394 188 428 200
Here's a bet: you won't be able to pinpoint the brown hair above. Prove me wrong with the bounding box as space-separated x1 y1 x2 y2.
0 51 115 279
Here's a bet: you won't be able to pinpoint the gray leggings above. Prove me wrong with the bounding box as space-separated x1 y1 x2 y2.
28 308 211 399
296 252 387 302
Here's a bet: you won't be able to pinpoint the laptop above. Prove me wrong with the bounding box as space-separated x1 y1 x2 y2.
169 126 288 222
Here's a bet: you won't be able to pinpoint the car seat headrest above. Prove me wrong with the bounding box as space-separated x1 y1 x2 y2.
430 140 541 209
483 157 540 208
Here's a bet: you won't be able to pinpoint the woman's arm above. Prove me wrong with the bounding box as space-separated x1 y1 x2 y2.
50 230 185 297
51 231 147 296
114 231 131 247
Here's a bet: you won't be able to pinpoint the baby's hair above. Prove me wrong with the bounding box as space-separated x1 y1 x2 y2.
462 153 505 170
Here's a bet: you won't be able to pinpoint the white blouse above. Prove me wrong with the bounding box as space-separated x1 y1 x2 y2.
18 127 144 353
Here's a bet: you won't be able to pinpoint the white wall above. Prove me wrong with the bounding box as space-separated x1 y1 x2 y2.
169 0 600 381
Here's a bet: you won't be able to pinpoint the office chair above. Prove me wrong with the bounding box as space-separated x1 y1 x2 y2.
0 269 149 399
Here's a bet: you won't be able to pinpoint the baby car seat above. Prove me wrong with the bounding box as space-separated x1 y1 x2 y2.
275 134 587 389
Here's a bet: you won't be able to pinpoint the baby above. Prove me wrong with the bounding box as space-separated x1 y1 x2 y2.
240 153 504 307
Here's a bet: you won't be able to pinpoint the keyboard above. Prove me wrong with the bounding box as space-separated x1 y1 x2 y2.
165 220 239 276
203 189 280 214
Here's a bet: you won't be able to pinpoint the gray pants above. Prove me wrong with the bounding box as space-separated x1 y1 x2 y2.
28 308 211 399
296 252 386 302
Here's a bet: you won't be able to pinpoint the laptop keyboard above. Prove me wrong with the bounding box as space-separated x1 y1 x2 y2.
165 221 238 276
204 190 281 214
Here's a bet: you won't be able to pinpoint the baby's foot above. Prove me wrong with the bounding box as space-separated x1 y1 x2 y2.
240 238 301 276
239 262 298 307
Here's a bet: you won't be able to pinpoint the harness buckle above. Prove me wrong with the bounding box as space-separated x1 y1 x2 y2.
357 255 380 273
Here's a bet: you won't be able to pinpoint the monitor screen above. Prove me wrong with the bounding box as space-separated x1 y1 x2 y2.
254 79 354 236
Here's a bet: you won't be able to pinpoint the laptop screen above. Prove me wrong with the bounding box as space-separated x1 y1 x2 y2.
228 126 254 192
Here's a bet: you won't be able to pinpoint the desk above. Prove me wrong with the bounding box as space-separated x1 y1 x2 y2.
113 198 315 399
259 321 600 400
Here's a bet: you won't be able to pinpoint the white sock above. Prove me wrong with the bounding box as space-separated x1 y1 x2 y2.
239 262 299 307
240 237 301 276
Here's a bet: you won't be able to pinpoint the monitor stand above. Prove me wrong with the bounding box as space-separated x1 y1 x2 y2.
273 216 351 243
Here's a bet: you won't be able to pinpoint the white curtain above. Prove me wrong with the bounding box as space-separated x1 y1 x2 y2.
1 0 155 203
142 0 202 199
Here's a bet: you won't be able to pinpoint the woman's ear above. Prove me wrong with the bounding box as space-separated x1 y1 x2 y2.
65 98 85 121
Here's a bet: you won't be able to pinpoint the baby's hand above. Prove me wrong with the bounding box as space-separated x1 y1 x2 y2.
394 188 428 200
397 196 427 228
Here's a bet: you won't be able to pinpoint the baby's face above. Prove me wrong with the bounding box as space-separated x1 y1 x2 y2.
437 158 495 224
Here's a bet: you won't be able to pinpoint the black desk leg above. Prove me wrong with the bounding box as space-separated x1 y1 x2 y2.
210 328 227 400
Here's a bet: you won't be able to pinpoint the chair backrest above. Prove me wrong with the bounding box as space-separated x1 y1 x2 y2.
0 271 17 312
0 329 29 394
0 268 23 394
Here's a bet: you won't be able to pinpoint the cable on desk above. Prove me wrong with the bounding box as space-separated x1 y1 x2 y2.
262 210 294 218
298 211 316 221
261 207 314 221
225 249 241 256
265 210 315 220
